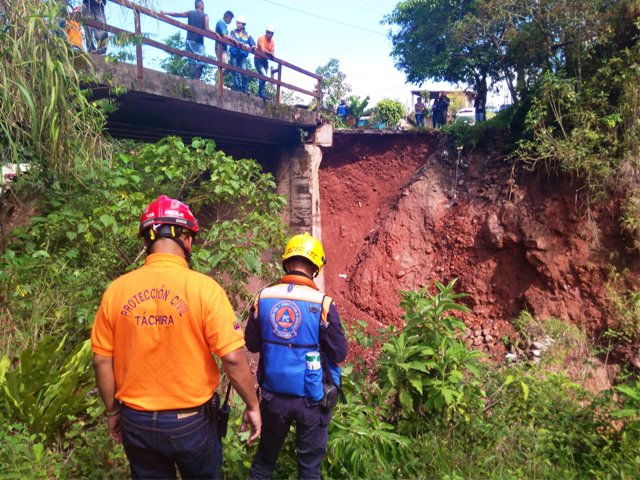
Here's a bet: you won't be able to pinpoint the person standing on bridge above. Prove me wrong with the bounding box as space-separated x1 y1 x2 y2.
229 16 256 94
161 1 211 80
82 0 108 55
245 233 348 480
255 25 275 100
213 10 234 84
91 195 261 479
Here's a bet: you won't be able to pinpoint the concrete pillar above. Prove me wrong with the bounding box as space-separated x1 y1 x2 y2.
275 145 325 290
275 123 332 290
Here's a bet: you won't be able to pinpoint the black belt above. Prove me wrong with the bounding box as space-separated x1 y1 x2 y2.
123 403 208 415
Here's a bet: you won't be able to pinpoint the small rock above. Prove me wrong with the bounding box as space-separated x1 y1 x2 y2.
474 330 483 337
485 335 494 343
482 328 492 336
358 201 362 208
531 349 541 357
338 274 347 279
396 270 406 279
524 237 548 250
505 353 518 363
473 336 483 346
461 334 469 341
458 180 465 186
482 213 505 250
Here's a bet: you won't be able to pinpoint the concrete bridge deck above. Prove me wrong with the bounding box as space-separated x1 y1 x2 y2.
91 59 318 148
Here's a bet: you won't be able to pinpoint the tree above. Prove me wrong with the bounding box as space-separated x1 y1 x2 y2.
385 0 496 115
316 58 352 112
347 95 370 126
374 99 405 127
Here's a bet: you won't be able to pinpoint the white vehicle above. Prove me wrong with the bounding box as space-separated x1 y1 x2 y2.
1 163 31 186
454 108 476 125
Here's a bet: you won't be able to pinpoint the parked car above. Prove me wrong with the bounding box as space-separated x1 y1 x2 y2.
454 108 476 125
1 163 31 186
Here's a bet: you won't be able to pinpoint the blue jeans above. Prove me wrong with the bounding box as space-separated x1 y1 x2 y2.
82 3 108 55
415 113 424 126
185 40 206 66
255 58 269 97
120 404 222 480
229 54 248 93
475 111 485 122
249 390 331 480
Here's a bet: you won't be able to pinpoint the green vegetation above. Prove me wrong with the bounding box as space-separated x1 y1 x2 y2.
218 282 640 479
0 2 287 476
315 58 351 113
373 98 406 127
346 94 370 126
389 0 640 251
1 0 639 478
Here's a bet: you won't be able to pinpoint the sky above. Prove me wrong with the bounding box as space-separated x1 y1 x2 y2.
101 0 457 109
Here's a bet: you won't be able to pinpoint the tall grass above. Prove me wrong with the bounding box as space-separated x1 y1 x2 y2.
0 0 109 174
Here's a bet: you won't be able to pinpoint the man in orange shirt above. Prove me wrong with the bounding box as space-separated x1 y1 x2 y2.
255 25 275 100
91 195 261 479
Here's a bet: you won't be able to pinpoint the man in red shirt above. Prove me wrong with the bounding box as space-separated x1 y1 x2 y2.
255 25 275 100
91 195 261 479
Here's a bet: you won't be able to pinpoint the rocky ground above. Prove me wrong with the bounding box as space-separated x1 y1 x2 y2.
320 131 639 364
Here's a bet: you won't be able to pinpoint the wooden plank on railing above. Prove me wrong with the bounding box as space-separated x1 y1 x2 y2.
84 19 322 99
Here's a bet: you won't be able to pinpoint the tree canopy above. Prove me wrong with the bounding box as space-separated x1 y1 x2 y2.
316 58 352 112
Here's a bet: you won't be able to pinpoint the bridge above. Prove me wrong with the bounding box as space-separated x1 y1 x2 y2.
83 0 333 251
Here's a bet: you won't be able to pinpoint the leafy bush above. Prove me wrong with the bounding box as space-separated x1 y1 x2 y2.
378 281 484 421
0 337 97 439
374 99 405 126
605 267 640 342
442 107 515 150
1 137 288 353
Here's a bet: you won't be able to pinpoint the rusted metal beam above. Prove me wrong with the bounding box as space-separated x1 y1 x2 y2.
276 67 282 105
134 10 143 79
216 41 223 98
84 19 322 99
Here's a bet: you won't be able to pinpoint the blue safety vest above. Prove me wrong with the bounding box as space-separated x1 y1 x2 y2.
257 283 341 401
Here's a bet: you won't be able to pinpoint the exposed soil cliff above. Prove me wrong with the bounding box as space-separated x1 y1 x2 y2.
320 131 639 357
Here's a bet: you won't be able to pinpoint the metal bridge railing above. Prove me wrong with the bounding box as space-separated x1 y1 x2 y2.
82 0 323 116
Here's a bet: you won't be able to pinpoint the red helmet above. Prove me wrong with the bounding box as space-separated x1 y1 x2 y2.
138 195 198 238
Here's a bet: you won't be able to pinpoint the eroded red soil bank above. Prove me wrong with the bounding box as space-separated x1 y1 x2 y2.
320 131 639 357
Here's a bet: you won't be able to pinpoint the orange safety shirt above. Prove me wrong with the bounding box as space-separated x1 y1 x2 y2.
66 20 83 50
257 35 275 55
91 253 244 411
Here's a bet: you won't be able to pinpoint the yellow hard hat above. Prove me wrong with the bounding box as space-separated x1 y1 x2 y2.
282 233 326 275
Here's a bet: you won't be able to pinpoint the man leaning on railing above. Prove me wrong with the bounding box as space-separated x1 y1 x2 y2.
161 0 211 80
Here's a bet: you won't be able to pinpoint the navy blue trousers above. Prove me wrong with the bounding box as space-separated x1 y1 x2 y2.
249 390 332 480
120 404 222 480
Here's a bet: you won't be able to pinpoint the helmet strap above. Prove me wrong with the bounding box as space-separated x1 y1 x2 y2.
144 225 194 261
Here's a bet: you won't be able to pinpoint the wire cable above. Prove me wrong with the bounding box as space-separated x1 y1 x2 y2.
258 0 388 37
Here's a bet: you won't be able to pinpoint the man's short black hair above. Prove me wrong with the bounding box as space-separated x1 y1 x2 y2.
224 10 234 18
195 0 204 8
